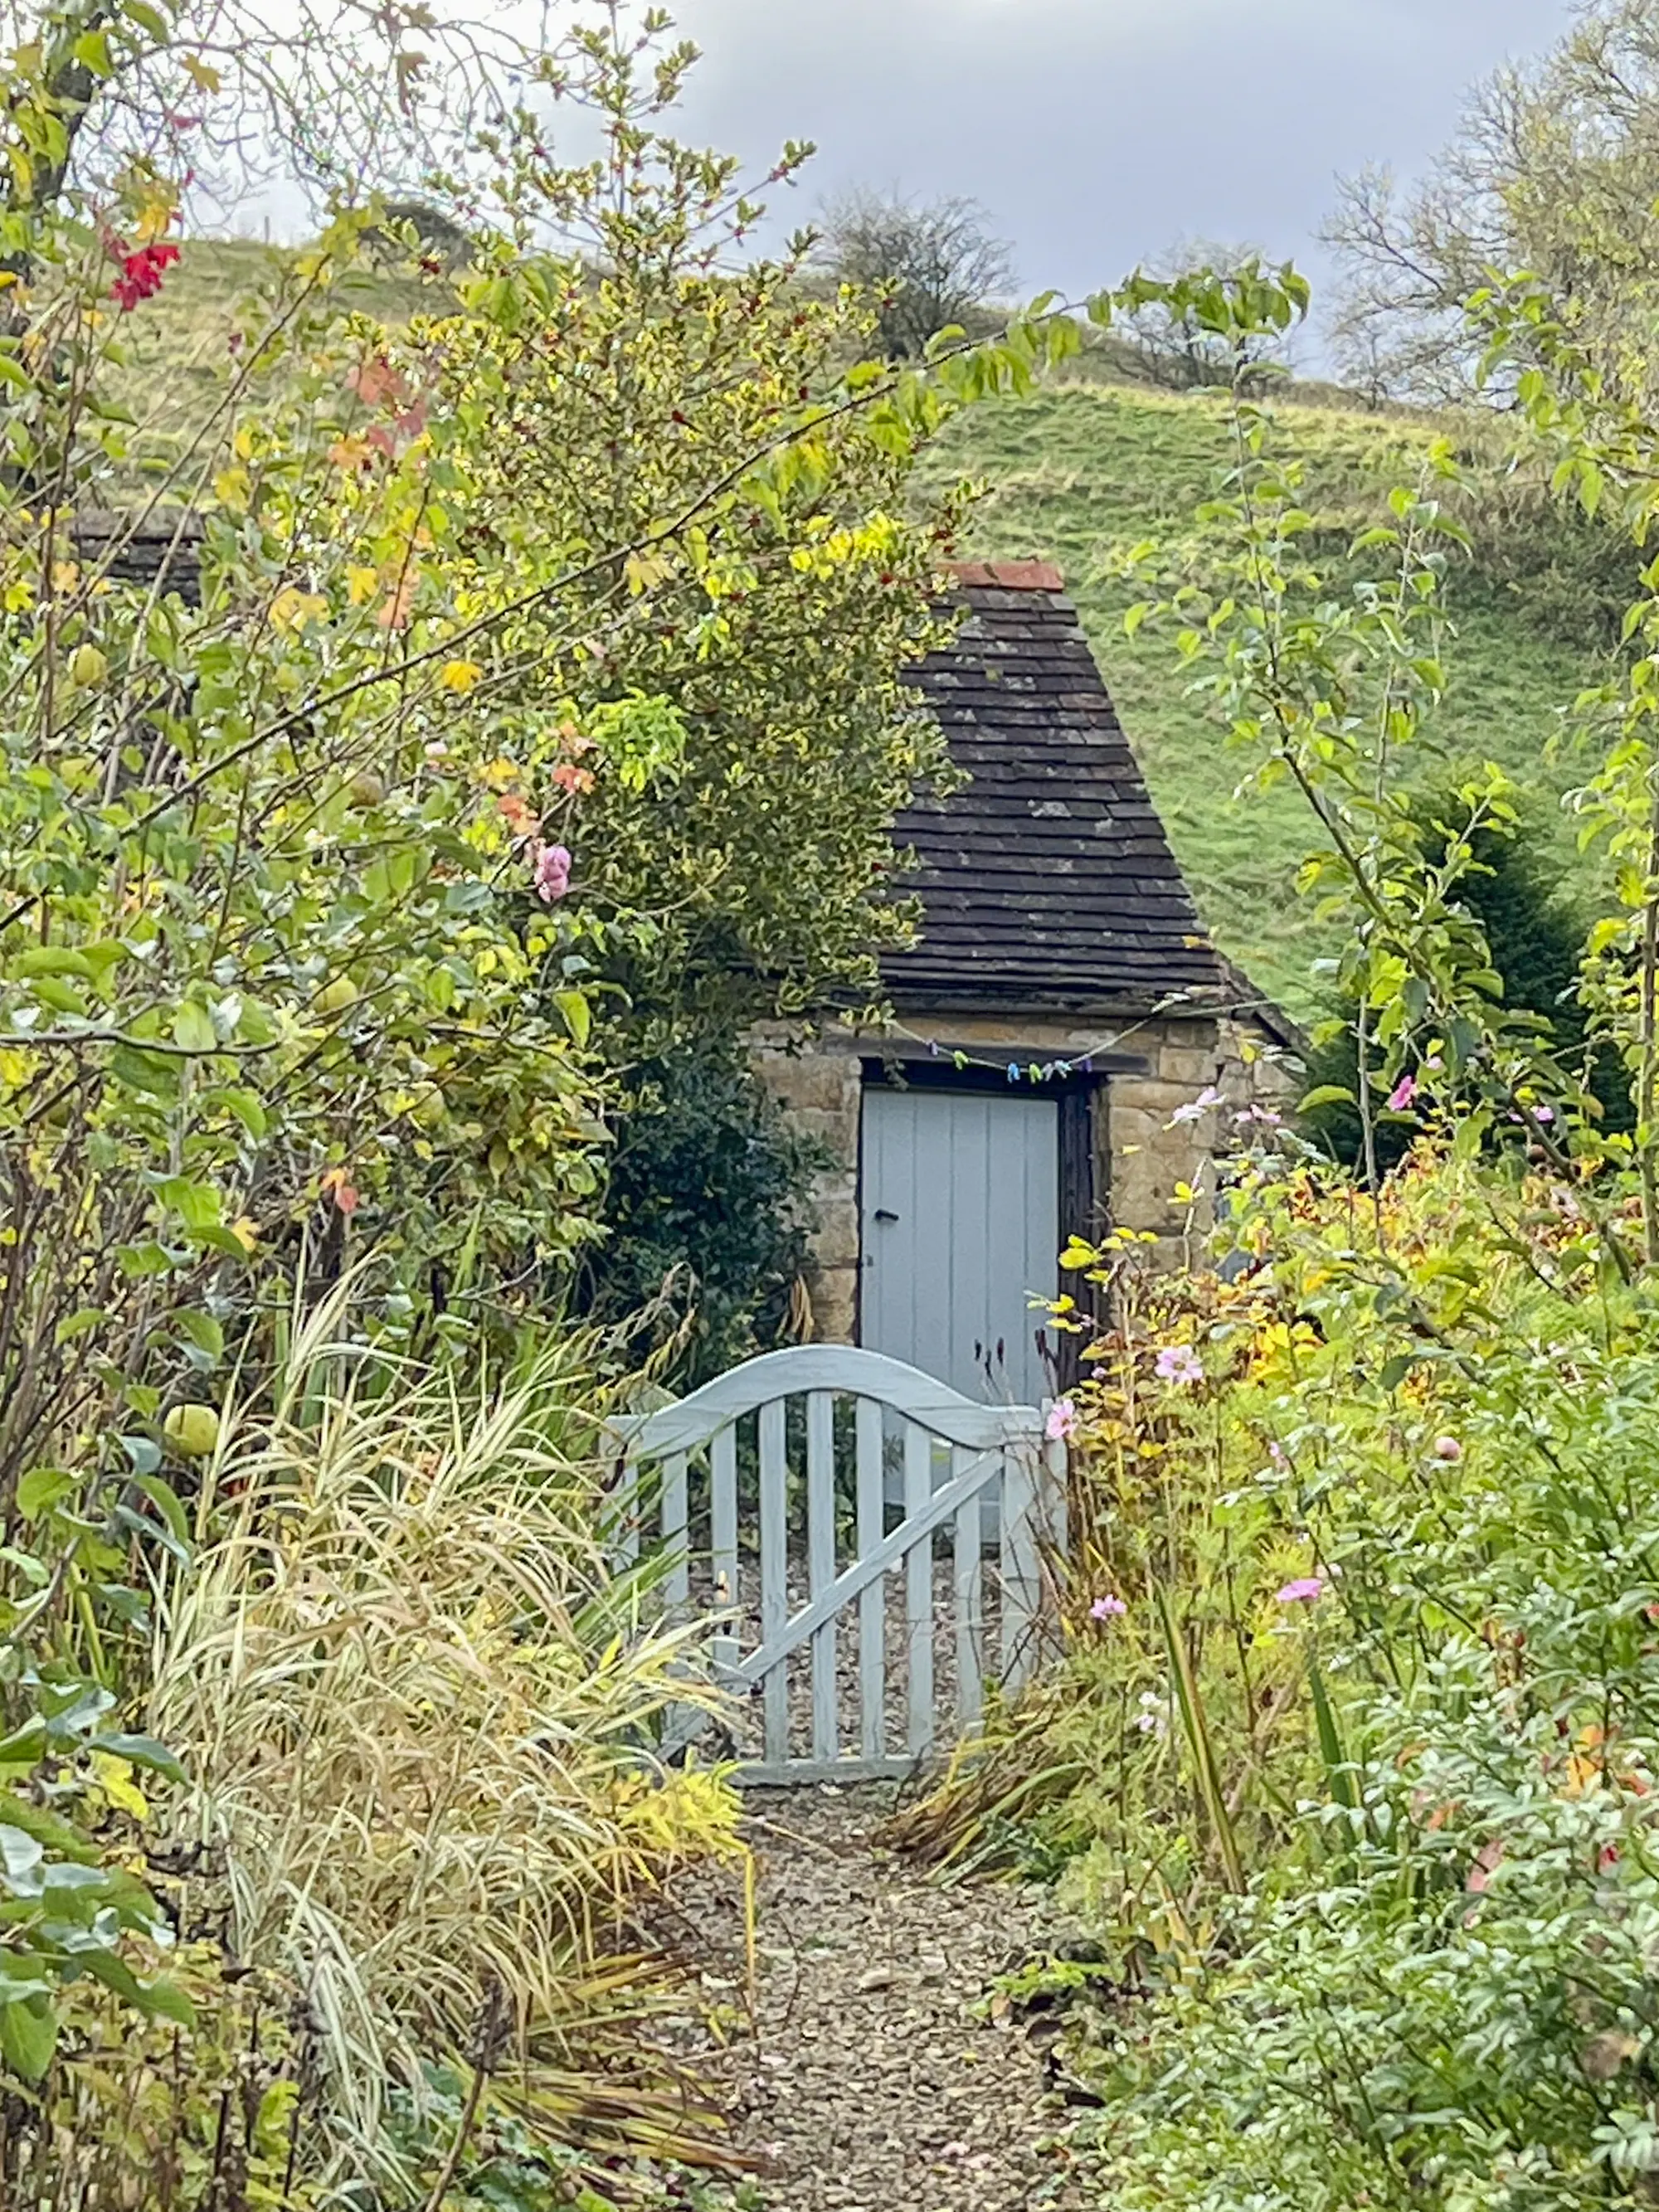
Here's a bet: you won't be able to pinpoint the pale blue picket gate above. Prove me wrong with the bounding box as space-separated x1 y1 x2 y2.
608 1344 1066 1784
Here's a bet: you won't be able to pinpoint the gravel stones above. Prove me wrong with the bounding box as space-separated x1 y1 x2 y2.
653 1786 1087 2212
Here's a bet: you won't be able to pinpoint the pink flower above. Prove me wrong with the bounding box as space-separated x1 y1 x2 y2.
1089 1594 1126 1622
1170 1085 1224 1126
1387 1074 1418 1111
1276 1576 1325 1604
1467 1836 1504 1894
1433 1435 1463 1462
1154 1344 1204 1387
1045 1397 1079 1444
1533 1104 1554 1124
532 841 572 902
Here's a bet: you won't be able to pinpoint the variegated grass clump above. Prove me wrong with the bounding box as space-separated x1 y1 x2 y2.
146 1294 741 2187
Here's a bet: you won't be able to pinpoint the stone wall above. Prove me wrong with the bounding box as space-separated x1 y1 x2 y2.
755 1004 1298 1344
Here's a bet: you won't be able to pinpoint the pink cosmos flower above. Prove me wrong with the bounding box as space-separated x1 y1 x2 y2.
1154 1344 1204 1387
1433 1435 1463 1462
532 841 572 902
1276 1576 1326 1604
1089 1594 1127 1622
1045 1398 1079 1444
1387 1074 1418 1111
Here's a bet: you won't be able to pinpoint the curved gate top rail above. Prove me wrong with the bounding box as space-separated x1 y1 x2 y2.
606 1343 1066 1786
609 1343 1044 1457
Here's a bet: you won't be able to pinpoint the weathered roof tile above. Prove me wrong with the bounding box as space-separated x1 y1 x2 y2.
883 578 1225 1008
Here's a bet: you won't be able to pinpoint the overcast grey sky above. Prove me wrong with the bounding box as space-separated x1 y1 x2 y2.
657 0 1579 322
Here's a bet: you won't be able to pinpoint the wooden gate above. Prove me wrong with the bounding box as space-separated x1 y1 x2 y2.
608 1344 1065 1784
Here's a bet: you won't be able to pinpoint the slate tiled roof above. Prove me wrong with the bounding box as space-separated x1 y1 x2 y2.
883 562 1226 1009
71 511 205 606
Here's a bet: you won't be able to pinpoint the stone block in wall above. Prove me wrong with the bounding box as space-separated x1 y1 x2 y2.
811 1196 864 1271
1156 1043 1224 1088
753 1049 860 1116
787 1103 861 1155
808 1262 859 1346
1112 1077 1214 1121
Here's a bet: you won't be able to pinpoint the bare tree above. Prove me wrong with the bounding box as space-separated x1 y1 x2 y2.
1115 236 1299 390
1324 1 1659 404
814 187 1014 358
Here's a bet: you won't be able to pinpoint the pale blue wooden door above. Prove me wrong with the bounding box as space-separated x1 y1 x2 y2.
859 1086 1059 1405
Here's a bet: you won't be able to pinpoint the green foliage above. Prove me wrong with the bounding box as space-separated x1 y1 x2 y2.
1034 1159 1659 2210
1301 792 1625 1166
1 1952 324 2208
144 1291 746 2188
580 1040 826 1387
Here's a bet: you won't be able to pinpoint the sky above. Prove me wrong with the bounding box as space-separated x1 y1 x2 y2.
651 0 1580 330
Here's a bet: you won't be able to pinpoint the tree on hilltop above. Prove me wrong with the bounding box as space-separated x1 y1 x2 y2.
814 186 1014 358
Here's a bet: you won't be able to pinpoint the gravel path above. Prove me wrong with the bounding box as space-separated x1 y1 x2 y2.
651 1787 1087 2212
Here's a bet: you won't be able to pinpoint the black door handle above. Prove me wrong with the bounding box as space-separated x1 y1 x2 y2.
873 1208 899 1223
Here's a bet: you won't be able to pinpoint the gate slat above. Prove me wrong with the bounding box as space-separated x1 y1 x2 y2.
1000 1441 1040 1691
807 1391 837 1762
854 1397 885 1759
904 1420 934 1757
710 1422 739 1685
953 1446 984 1732
613 1456 640 1568
759 1399 788 1764
662 1451 689 1613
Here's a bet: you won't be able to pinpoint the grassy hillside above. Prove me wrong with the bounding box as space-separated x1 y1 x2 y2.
923 384 1610 1017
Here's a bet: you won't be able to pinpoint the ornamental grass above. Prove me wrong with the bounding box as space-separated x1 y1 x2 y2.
144 1288 742 2190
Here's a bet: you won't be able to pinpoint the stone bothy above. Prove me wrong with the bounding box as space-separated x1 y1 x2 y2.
757 560 1295 1403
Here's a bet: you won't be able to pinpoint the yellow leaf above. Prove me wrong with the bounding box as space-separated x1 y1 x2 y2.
212 464 250 513
181 52 221 90
230 1216 259 1255
131 186 178 246
1563 1752 1603 1798
623 549 671 596
270 586 328 636
347 565 380 606
90 1752 148 1821
481 755 520 790
439 658 483 695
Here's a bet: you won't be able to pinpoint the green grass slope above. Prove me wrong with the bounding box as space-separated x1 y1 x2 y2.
923 383 1607 1018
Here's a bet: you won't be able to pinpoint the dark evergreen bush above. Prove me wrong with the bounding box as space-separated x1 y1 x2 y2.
1302 793 1623 1165
579 1041 829 1387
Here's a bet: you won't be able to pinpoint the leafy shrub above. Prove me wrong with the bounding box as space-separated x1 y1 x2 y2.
1301 792 1624 1165
1 1956 320 2210
579 1042 827 1387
